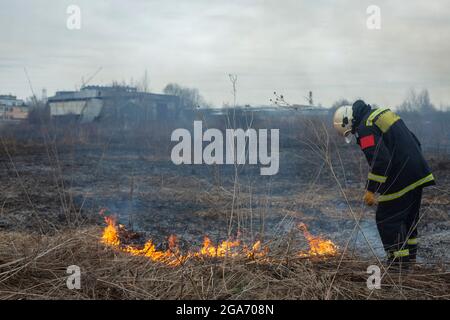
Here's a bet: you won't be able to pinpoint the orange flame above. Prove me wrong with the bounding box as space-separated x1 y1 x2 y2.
100 213 337 266
195 236 241 258
297 223 337 257
101 216 120 247
100 215 267 266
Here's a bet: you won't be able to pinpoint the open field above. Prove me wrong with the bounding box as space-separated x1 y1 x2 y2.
0 112 449 299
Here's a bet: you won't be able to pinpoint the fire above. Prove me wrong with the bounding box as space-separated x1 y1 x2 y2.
100 214 267 266
297 223 337 257
196 236 240 258
101 216 120 246
99 212 337 266
101 215 185 266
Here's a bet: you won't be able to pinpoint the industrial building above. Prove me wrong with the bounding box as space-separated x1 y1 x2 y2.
48 85 181 123
0 95 28 121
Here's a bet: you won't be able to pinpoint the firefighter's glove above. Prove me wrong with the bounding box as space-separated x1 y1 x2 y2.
364 191 377 206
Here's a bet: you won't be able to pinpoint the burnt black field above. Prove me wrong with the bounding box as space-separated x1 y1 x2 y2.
1 111 448 263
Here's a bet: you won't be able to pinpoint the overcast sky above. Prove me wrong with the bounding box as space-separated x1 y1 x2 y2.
1 0 449 108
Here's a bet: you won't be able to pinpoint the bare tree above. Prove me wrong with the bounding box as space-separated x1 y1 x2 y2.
163 83 204 108
398 88 435 113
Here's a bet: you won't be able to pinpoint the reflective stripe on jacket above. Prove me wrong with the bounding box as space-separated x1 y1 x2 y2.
355 108 435 201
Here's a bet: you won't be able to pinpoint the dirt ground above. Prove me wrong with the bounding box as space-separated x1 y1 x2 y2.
0 138 448 265
0 110 449 300
0 133 449 300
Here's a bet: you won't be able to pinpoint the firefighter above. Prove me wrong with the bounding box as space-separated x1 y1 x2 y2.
333 100 435 268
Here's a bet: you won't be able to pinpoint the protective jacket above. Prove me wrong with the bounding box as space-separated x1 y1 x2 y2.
355 107 435 202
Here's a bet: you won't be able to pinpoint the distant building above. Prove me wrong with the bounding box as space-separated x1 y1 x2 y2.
0 95 28 120
47 85 181 123
204 104 329 116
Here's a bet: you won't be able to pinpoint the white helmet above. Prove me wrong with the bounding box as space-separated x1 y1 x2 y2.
333 105 354 142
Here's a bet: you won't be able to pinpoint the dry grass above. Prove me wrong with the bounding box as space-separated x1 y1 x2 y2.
0 226 448 300
0 115 448 300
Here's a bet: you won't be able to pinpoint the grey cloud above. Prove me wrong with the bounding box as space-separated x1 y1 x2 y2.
0 0 449 107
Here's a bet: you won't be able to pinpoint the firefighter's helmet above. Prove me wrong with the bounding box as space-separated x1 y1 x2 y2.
333 105 354 141
333 106 353 143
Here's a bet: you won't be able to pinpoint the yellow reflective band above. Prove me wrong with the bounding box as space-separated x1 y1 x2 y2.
393 249 409 258
366 108 389 126
368 172 387 183
379 174 435 202
407 238 418 245
375 110 400 133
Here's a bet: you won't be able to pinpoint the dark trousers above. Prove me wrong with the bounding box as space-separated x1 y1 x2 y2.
376 188 423 263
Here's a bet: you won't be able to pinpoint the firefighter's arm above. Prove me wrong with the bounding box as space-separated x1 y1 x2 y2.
357 127 391 193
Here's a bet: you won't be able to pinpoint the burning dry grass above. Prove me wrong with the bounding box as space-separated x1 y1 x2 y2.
0 226 448 300
99 212 336 266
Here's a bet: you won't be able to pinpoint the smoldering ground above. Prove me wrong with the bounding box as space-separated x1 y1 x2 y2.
0 108 448 299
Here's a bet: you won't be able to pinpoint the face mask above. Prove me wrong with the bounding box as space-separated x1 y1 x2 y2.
344 134 353 144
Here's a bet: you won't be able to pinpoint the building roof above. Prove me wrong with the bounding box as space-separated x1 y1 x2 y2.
0 94 26 106
48 85 179 103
